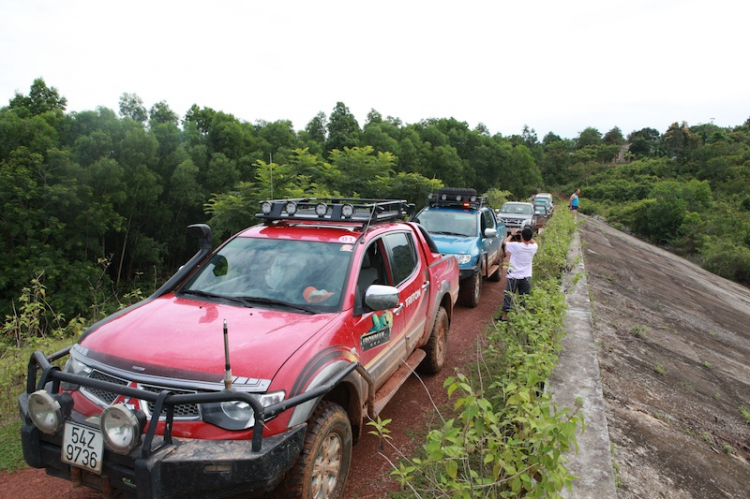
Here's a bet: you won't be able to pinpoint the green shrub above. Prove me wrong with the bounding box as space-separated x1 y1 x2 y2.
701 239 750 286
387 207 583 498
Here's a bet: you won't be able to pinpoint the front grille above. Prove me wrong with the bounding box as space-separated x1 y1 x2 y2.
82 370 129 405
80 369 200 420
141 384 200 418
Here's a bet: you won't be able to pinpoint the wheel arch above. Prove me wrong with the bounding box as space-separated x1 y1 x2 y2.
287 359 366 444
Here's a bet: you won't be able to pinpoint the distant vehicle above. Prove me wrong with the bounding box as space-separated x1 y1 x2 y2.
413 187 505 308
534 203 551 231
497 202 537 234
19 198 460 499
533 193 555 212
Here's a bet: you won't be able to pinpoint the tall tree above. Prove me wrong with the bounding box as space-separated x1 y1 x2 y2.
576 127 602 148
326 102 361 152
8 78 67 117
603 126 625 145
118 93 148 123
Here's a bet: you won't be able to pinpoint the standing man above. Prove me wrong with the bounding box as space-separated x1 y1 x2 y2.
499 226 538 322
569 188 580 217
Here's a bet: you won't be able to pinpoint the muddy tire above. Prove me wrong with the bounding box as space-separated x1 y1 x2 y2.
419 306 448 374
459 271 482 307
281 401 352 499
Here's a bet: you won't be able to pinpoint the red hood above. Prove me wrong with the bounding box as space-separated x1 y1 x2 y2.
79 294 337 382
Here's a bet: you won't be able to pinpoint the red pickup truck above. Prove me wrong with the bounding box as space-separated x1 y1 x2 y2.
19 198 459 498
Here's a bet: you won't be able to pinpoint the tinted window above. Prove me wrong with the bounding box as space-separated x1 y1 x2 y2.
482 209 496 232
384 232 418 286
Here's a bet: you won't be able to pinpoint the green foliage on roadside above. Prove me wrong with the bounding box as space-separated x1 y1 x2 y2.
550 120 750 285
383 209 582 498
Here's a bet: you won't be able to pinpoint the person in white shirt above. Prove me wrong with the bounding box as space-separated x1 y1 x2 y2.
499 226 538 322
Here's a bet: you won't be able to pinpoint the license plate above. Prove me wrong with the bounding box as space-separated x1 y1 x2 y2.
62 422 104 474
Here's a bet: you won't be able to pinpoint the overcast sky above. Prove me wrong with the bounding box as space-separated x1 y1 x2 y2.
1 0 748 140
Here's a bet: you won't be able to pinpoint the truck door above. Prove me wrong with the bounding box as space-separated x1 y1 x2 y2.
351 238 409 390
481 207 502 269
382 231 428 355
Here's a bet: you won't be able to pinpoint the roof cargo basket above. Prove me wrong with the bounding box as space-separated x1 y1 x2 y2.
428 187 486 209
257 198 414 224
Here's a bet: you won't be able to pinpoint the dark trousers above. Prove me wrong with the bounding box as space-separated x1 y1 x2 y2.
502 277 531 312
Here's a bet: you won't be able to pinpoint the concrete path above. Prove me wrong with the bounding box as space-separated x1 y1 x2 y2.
547 231 618 498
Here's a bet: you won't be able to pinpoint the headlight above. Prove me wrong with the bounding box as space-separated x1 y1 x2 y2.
62 356 92 391
27 390 67 435
100 404 145 455
203 391 285 431
454 254 472 265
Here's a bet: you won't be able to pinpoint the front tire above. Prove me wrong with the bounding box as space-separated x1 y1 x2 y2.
282 401 352 499
419 306 448 374
459 271 482 307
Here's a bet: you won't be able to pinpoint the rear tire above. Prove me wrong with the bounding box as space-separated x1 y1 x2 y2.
419 306 448 374
459 271 482 308
281 401 352 499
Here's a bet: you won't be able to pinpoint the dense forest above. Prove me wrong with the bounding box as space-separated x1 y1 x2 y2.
2 78 749 335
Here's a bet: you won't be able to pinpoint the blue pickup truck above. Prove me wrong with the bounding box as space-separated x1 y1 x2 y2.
412 188 505 307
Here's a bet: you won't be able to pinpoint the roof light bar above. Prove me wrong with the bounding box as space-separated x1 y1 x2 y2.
256 198 413 224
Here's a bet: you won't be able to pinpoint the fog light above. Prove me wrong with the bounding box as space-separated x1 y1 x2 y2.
101 404 144 455
341 204 354 218
27 390 64 435
261 201 272 215
315 203 328 217
285 201 297 215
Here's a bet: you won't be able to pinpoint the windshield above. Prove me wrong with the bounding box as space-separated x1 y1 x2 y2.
416 209 477 237
501 203 533 215
180 237 352 313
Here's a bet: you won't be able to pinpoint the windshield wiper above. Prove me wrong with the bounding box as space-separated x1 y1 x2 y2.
238 296 317 314
432 231 467 237
179 289 251 307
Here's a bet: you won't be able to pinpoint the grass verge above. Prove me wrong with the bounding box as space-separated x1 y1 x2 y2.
377 208 581 498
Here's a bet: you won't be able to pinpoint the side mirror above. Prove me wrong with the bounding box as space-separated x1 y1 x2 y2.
364 285 400 311
483 228 498 238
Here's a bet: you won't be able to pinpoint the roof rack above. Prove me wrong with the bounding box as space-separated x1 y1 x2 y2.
427 187 486 209
256 198 414 224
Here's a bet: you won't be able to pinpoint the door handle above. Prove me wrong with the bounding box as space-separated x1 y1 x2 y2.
393 303 404 315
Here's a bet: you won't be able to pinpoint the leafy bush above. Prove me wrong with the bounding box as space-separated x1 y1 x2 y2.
385 208 583 498
701 240 750 286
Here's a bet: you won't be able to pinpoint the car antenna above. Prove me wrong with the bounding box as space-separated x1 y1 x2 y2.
359 204 373 244
223 319 233 390
269 153 273 200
